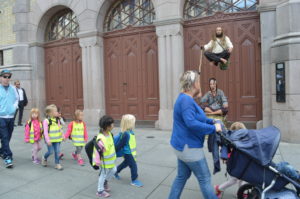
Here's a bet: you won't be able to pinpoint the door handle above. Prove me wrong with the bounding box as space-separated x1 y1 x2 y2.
123 83 127 86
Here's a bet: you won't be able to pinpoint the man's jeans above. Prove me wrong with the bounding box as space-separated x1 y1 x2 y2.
168 158 218 199
44 142 61 164
0 118 15 159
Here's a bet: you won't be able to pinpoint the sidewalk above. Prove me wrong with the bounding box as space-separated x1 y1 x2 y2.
0 126 299 199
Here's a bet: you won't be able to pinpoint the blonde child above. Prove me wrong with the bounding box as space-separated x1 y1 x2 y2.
114 114 143 187
93 115 117 198
41 104 63 170
215 122 246 198
64 109 88 166
24 108 43 164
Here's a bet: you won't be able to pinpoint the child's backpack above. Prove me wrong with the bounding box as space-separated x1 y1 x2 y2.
85 136 103 170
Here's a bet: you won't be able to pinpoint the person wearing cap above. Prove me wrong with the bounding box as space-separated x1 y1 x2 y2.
0 69 18 168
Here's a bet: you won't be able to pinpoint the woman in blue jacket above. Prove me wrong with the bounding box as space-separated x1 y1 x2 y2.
168 70 222 199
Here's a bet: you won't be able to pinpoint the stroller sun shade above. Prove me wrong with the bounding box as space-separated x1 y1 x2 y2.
227 126 280 166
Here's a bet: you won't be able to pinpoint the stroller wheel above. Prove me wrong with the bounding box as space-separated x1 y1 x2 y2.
237 184 260 199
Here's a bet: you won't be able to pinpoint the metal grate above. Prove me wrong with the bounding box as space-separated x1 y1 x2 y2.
184 0 258 19
45 9 79 42
104 0 155 32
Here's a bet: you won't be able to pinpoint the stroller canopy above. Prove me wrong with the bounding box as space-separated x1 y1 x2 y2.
227 126 280 166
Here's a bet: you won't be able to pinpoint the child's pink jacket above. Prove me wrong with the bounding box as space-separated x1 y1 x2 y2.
24 119 42 142
64 121 88 141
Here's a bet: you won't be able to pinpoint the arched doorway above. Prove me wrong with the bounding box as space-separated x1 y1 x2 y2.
183 0 262 122
44 9 83 119
103 0 159 120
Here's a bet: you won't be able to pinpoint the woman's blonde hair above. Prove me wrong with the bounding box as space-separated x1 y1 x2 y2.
29 108 41 121
45 104 57 117
180 70 200 92
120 114 136 132
230 122 246 131
74 109 83 120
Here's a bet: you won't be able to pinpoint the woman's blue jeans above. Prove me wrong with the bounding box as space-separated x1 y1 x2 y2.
44 142 61 164
168 158 217 199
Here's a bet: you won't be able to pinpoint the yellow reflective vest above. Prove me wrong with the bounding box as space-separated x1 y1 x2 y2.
93 132 116 169
71 122 85 146
128 131 137 160
47 118 63 143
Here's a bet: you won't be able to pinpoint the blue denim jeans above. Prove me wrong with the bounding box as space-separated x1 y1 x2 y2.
168 158 218 199
44 142 61 164
117 154 138 181
0 118 15 159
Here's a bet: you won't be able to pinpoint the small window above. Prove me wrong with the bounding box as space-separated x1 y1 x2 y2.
104 0 156 32
184 0 258 20
0 50 3 66
45 9 79 42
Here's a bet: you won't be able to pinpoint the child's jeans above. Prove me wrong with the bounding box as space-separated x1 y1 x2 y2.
44 142 61 164
75 146 83 155
117 154 138 181
98 166 116 192
32 140 42 160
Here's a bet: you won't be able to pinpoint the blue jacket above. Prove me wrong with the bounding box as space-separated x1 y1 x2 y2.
171 93 216 151
0 84 18 118
114 130 134 155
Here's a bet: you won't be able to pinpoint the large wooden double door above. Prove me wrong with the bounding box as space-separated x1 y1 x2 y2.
184 12 262 122
44 38 83 119
104 27 159 120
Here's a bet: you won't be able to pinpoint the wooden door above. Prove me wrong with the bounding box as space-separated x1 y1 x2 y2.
104 26 159 120
184 12 262 122
44 38 83 119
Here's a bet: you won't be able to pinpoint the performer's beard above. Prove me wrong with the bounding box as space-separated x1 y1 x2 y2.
216 33 223 38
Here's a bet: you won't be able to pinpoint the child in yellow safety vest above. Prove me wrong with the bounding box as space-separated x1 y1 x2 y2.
24 108 43 164
41 104 64 170
114 114 144 187
93 115 117 198
64 109 88 166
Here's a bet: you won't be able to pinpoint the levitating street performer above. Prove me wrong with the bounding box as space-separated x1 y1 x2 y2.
202 27 233 69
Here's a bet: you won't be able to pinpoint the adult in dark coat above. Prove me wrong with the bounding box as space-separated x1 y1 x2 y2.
14 80 28 126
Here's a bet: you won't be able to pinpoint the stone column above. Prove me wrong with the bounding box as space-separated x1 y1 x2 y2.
79 32 106 125
12 0 32 121
258 2 277 128
271 0 300 142
155 20 184 129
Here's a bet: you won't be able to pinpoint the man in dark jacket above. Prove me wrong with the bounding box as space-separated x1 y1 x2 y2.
13 80 28 126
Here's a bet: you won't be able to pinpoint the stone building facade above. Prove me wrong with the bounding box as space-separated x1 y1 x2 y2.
0 0 299 142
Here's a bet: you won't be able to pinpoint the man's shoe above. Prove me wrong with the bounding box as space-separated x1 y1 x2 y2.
131 180 143 187
41 157 47 167
18 123 23 126
4 158 13 168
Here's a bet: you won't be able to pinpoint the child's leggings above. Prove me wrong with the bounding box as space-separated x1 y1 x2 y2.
32 140 42 160
44 142 61 164
98 166 116 192
219 175 242 191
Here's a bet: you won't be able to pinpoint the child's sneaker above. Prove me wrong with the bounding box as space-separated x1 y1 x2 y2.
4 157 13 168
55 164 63 170
72 152 78 160
59 153 64 160
214 185 223 199
114 173 121 180
77 158 84 166
96 191 110 198
33 159 41 164
131 180 143 187
41 157 47 167
104 180 110 192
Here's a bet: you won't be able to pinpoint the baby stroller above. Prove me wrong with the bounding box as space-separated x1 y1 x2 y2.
219 126 300 199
